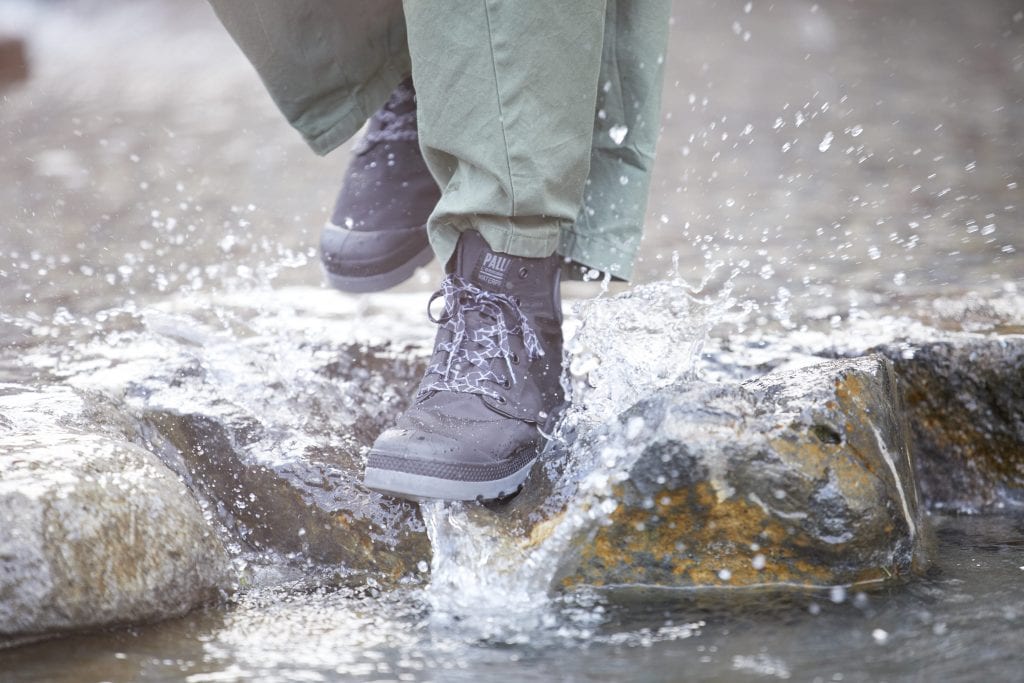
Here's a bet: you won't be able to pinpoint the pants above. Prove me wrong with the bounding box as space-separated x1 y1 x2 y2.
209 0 670 280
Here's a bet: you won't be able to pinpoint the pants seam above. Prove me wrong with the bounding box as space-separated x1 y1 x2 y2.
482 0 517 216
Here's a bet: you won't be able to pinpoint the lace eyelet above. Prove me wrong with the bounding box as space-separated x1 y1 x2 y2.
501 378 511 389
496 396 507 404
511 352 520 365
518 266 529 278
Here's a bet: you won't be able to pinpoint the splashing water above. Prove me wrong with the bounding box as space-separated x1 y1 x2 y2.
420 277 736 641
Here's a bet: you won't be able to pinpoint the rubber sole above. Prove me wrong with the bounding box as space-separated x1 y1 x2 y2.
322 243 434 294
363 456 538 502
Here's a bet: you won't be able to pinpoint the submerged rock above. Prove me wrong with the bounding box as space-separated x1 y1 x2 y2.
513 355 925 590
0 385 231 643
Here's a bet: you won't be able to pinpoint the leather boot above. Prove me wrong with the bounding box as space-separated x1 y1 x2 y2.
363 231 565 501
320 77 440 293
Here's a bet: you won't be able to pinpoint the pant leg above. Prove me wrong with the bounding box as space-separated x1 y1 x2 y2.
402 0 608 267
562 0 672 280
208 1 411 155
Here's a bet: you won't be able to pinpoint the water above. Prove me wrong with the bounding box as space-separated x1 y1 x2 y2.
0 514 1020 682
2 278 1022 681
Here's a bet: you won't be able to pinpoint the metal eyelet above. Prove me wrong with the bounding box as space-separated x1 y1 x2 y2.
518 266 529 278
496 396 507 404
511 352 520 365
501 378 511 389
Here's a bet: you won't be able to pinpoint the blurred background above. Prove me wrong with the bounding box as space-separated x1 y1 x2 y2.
1 0 1021 322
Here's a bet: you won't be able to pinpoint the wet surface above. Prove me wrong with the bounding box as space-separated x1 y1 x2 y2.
0 514 1021 682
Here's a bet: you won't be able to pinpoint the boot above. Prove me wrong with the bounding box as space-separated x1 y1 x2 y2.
320 76 441 293
363 231 565 501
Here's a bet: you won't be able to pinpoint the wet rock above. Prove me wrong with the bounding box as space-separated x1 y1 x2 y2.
525 355 925 589
132 339 433 584
706 313 1024 513
0 385 232 643
872 336 1024 512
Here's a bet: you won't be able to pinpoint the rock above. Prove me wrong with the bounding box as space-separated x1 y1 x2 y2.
873 336 1024 512
29 293 440 586
505 355 926 590
132 339 433 584
0 385 232 643
706 313 1024 513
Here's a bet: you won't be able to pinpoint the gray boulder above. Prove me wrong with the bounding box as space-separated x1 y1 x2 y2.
0 385 232 643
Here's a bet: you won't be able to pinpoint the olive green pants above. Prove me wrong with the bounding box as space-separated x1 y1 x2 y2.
209 0 670 280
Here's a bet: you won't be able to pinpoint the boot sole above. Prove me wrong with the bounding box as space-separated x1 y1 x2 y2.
321 235 434 293
363 454 538 502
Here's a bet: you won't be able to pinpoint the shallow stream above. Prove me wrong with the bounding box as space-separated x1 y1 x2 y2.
1 278 1023 682
0 514 1020 682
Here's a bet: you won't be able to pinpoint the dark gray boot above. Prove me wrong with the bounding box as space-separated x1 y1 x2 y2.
363 231 565 501
320 77 441 293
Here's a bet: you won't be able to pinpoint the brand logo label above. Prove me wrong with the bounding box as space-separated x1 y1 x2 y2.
477 253 511 287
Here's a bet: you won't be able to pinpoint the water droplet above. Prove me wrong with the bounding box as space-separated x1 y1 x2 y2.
609 125 629 145
818 131 834 152
872 628 889 644
625 416 645 440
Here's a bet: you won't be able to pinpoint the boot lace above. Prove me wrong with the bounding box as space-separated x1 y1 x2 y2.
418 274 544 402
357 78 418 152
